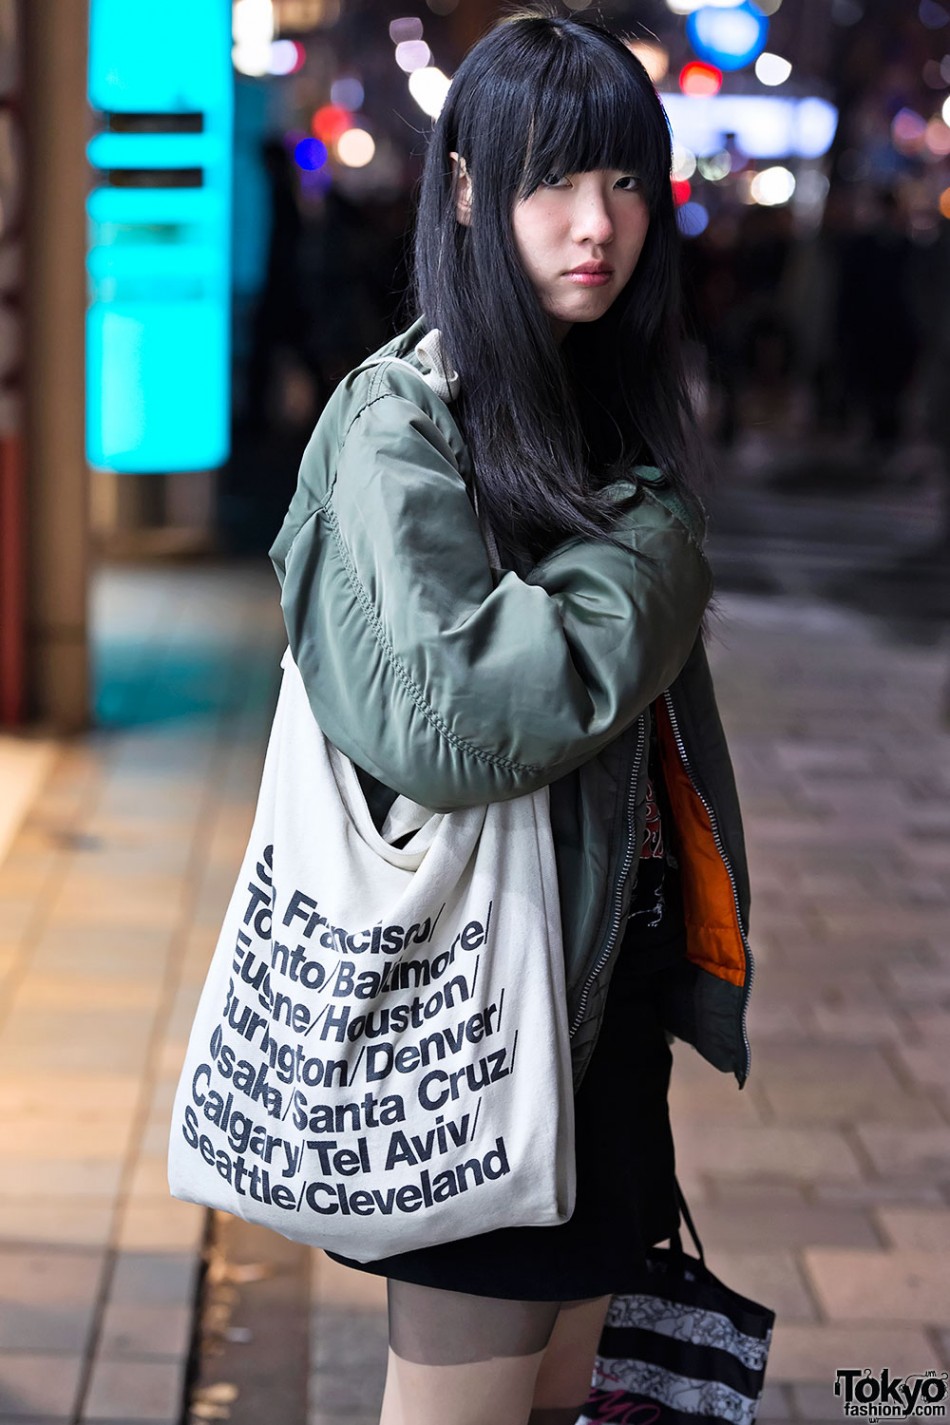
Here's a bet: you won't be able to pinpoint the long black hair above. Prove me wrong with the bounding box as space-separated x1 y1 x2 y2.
412 6 705 570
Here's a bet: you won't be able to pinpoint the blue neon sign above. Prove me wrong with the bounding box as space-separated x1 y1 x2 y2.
86 0 233 473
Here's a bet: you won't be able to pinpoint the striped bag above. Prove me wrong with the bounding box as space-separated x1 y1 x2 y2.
579 1185 775 1425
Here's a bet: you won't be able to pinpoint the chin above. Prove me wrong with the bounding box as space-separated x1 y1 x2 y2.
562 299 614 324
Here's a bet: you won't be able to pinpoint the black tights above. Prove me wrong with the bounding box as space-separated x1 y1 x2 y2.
387 1280 563 1364
382 1280 607 1424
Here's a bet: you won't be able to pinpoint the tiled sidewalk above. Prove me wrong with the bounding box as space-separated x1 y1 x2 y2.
669 595 950 1419
0 561 285 1424
309 593 950 1425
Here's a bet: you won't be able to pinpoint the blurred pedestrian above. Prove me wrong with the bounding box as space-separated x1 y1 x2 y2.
837 185 920 455
243 138 330 436
269 11 755 1423
782 185 852 434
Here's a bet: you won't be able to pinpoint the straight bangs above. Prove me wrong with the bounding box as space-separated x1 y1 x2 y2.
514 37 672 207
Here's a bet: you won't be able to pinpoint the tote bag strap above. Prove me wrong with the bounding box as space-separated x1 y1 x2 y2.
279 646 443 870
324 734 443 869
669 1175 706 1264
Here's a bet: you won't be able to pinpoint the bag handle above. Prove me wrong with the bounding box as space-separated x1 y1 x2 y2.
669 1175 706 1264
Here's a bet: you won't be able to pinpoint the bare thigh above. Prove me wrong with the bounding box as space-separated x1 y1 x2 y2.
379 1280 609 1425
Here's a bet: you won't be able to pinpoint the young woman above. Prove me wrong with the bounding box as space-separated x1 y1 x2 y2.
269 10 754 1424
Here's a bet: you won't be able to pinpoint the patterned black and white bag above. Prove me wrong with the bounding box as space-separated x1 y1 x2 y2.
579 1184 775 1425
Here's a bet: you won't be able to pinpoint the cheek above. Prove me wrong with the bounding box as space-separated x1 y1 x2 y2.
519 220 545 255
513 195 562 252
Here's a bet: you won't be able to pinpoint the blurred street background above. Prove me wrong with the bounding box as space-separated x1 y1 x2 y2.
0 1 948 1423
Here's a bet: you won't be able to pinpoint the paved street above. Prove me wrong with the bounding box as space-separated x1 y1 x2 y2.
0 441 948 1423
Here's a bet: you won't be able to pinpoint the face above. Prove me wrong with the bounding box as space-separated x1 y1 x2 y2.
510 169 651 341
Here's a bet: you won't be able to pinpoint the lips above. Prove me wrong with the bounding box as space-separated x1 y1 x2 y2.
564 263 613 287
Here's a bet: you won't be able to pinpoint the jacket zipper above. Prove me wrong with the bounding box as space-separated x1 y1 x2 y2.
569 714 646 1040
663 689 754 1087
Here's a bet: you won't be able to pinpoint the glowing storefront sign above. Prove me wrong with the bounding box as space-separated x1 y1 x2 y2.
660 93 838 160
86 0 233 473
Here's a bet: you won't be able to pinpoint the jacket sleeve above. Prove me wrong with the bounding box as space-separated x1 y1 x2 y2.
276 391 712 810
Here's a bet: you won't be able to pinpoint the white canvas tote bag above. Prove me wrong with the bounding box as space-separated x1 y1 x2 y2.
168 647 576 1261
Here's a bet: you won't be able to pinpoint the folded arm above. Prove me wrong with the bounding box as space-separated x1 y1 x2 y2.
276 393 712 810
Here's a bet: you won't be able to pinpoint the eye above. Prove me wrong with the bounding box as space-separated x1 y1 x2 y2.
540 172 568 188
615 174 641 191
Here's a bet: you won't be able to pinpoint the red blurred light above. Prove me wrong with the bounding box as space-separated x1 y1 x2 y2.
671 179 692 206
312 104 354 144
679 62 722 97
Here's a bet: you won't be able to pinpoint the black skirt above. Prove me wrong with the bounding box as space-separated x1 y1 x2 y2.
324 921 679 1301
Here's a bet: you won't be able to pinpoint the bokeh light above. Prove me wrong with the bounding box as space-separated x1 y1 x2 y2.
687 4 770 72
627 41 669 83
795 169 830 207
919 0 950 28
892 107 927 154
943 94 950 124
666 0 704 12
395 40 431 72
750 165 795 204
336 129 375 168
389 16 424 43
233 0 274 77
408 66 452 118
939 185 950 218
926 117 950 154
677 200 710 236
698 150 733 179
755 51 792 85
672 144 698 180
312 104 353 144
331 76 364 109
671 178 692 205
267 40 305 76
294 137 328 171
663 94 837 158
795 97 840 158
680 61 723 96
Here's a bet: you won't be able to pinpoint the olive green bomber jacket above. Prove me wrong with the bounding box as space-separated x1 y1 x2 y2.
269 318 755 1091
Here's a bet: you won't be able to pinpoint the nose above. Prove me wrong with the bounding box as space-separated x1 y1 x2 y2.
571 185 614 247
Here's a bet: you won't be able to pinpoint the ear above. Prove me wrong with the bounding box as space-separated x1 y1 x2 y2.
449 150 473 227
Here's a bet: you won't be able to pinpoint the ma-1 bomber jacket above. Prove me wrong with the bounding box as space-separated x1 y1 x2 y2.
269 316 756 1092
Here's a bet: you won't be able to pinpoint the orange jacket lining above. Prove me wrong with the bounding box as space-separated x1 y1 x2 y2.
655 700 747 988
